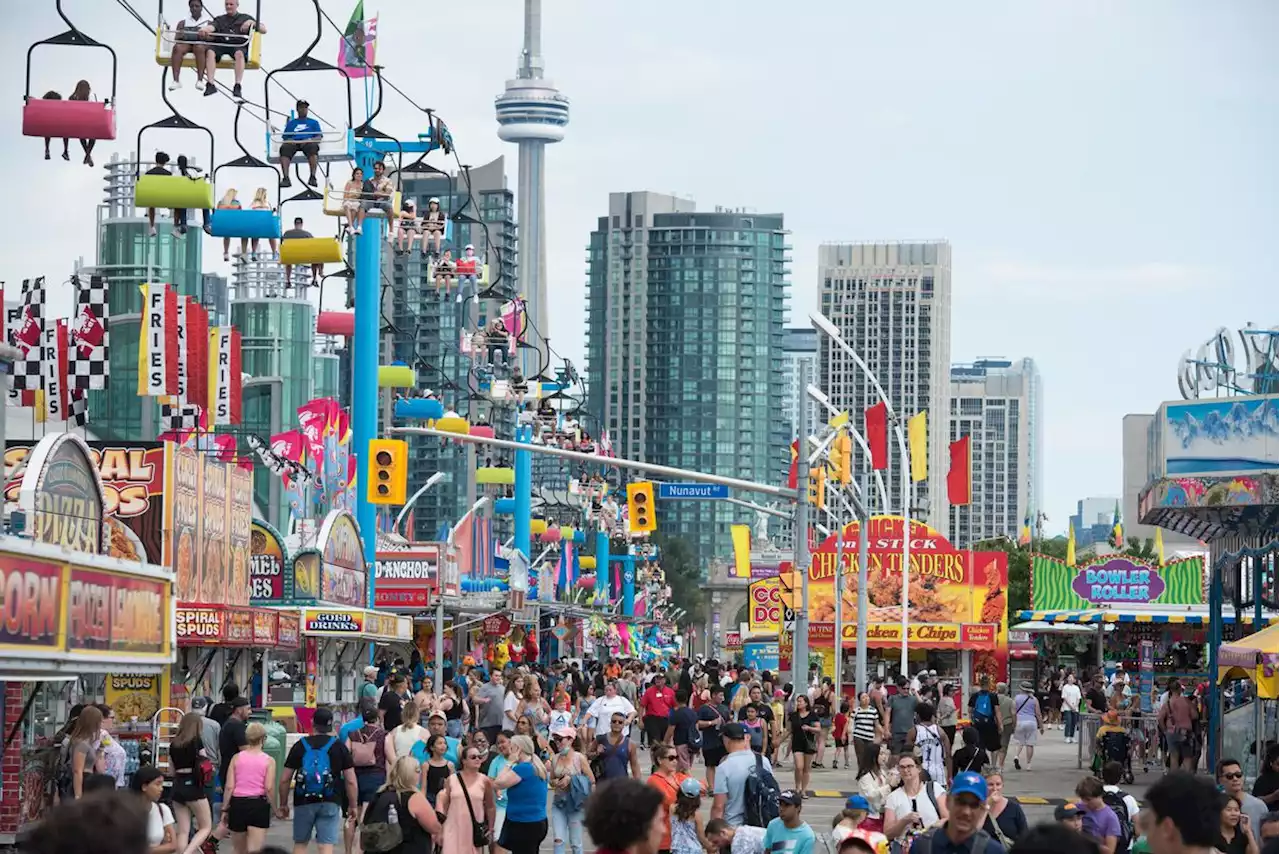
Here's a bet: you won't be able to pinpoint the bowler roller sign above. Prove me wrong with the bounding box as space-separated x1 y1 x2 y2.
1072 559 1167 604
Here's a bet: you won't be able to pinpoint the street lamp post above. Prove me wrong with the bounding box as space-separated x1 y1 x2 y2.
811 312 914 676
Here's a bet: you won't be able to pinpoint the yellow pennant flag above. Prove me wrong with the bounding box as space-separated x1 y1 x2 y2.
1067 524 1077 567
1154 527 1165 566
828 410 849 431
908 410 928 482
730 524 752 578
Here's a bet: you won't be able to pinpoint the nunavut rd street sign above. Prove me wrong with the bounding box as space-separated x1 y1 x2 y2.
657 483 729 500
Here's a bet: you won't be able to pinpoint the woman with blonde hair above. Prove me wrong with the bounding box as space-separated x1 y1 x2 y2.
248 187 278 260
168 712 213 854
492 735 548 854
61 704 104 800
216 188 245 261
385 696 429 771
370 756 442 854
219 722 275 854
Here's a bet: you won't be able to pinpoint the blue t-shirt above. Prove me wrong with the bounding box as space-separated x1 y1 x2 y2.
487 755 510 808
504 761 548 822
763 817 816 854
283 116 322 140
444 736 461 768
713 749 773 827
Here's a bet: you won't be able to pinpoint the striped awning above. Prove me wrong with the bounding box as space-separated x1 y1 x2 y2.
1015 609 1279 625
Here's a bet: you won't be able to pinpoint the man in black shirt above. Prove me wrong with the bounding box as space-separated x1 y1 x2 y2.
209 683 239 727
278 707 358 846
217 697 251 789
199 0 267 99
1086 675 1109 715
699 685 731 788
378 674 409 730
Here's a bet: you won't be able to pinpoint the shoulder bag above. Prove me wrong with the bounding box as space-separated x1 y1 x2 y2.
458 773 491 848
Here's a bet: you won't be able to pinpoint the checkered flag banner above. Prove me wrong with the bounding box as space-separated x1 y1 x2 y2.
160 402 204 433
69 389 89 428
11 277 45 392
69 274 109 391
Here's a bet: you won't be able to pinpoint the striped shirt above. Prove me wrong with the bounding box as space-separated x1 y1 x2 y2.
852 706 879 742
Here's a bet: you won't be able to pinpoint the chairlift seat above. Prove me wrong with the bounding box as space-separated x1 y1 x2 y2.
155 25 262 70
378 365 416 388
493 497 516 515
579 555 597 571
267 128 353 164
209 208 281 240
435 415 470 435
316 311 354 337
134 174 214 209
22 98 117 141
475 467 516 486
530 519 548 536
279 237 343 266
394 397 444 422
469 426 495 439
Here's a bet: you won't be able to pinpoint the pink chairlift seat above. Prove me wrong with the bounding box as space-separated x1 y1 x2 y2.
22 98 117 141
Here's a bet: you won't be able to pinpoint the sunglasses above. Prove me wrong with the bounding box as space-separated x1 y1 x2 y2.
465 753 482 761
1222 771 1244 780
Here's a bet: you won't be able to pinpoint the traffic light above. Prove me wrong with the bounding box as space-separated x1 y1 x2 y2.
830 432 852 484
807 466 825 509
366 439 408 505
627 481 657 533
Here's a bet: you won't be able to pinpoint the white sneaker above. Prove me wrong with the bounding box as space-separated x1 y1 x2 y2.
149 226 157 237
168 80 182 91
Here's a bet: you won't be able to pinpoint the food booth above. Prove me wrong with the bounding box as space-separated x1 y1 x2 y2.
0 433 175 841
781 517 1009 696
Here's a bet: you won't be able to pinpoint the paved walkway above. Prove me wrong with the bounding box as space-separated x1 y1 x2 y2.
248 725 1163 852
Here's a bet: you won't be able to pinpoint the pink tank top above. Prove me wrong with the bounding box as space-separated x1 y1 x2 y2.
231 750 271 797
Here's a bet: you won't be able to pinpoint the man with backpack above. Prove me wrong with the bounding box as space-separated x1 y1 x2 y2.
967 675 1003 759
1101 761 1139 854
278 707 359 854
712 722 780 828
905 772 1004 854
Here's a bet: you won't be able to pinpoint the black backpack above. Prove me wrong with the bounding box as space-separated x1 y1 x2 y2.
1101 790 1134 854
360 789 404 853
742 752 781 828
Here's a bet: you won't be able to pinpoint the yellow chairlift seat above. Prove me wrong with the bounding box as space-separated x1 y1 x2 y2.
378 365 416 388
279 237 343 266
267 127 353 164
134 173 214 209
435 415 470 435
530 519 548 536
475 467 516 486
323 183 402 219
579 555 597 570
155 25 262 70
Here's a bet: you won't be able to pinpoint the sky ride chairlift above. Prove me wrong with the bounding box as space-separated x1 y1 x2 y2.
22 1 118 143
209 105 282 241
132 75 215 210
154 0 263 70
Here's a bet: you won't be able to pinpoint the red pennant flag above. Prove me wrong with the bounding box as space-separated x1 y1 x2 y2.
947 435 972 505
163 286 180 394
865 402 888 470
228 328 242 425
787 439 800 489
188 302 209 410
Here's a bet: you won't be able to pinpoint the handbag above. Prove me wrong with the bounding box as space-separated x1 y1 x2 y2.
458 774 491 848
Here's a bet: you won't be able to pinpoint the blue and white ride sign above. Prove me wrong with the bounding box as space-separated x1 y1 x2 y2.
657 482 729 500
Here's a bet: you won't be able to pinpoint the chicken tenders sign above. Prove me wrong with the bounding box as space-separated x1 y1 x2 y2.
805 516 1009 682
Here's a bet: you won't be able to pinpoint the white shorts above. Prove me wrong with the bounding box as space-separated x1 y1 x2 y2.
1011 719 1039 747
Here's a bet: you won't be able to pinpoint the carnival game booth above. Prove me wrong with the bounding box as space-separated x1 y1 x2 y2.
781 517 1009 698
0 432 176 842
1218 624 1279 782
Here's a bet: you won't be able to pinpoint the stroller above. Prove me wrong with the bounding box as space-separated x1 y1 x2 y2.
1092 726 1135 783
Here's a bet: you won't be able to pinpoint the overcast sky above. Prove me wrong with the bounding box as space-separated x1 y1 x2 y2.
6 0 1276 535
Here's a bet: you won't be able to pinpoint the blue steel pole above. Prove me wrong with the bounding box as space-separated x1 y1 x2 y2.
514 424 532 565
1207 557 1223 770
594 530 608 607
622 555 635 617
352 149 382 609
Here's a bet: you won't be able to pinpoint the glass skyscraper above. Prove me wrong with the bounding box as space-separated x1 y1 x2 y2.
383 156 516 542
585 192 790 565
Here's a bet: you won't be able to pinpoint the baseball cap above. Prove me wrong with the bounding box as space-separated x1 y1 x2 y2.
363 665 378 678
722 722 747 741
313 707 334 732
845 794 871 812
1054 803 1086 821
191 696 209 711
679 778 702 798
296 99 310 108
552 725 576 740
231 696 250 709
428 709 447 720
949 771 988 801
778 789 803 806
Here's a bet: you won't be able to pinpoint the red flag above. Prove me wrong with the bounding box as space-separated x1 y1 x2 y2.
228 328 242 424
188 302 209 409
163 286 180 394
787 439 800 489
947 435 972 505
865 402 888 470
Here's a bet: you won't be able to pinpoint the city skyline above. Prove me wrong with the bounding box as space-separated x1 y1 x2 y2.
1 1 1274 534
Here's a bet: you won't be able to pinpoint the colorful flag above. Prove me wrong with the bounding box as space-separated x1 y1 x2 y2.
946 435 971 505
1154 527 1165 565
1111 501 1124 548
787 439 800 489
68 275 109 391
1018 515 1031 545
138 283 178 396
730 524 752 577
41 320 69 423
12 277 45 393
1067 523 1077 567
864 402 888 471
337 1 378 78
186 300 209 409
907 410 928 482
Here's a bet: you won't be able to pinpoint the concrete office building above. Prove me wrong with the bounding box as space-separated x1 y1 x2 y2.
947 358 1043 548
1070 496 1120 549
781 327 821 442
817 241 953 531
584 192 790 564
1122 413 1203 550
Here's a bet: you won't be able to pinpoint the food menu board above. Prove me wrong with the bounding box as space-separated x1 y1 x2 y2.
167 444 200 601
229 465 252 602
200 455 229 604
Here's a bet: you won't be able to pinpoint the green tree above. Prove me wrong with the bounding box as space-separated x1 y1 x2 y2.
1122 537 1159 562
654 533 705 628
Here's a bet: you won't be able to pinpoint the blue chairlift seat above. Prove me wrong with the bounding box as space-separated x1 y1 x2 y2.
209 208 281 239
394 397 445 422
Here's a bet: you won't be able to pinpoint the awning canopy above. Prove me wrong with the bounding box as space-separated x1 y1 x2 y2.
1011 620 1113 635
1218 624 1279 699
1138 473 1278 542
1015 608 1279 626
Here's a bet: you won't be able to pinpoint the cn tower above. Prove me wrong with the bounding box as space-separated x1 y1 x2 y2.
495 0 569 370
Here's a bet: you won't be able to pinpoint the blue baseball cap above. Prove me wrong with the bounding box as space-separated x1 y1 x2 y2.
949 772 988 801
845 795 871 812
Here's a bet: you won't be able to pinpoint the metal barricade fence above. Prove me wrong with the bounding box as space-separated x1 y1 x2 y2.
1077 711 1163 771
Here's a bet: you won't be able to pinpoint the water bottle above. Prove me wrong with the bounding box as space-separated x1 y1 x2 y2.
387 800 399 826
